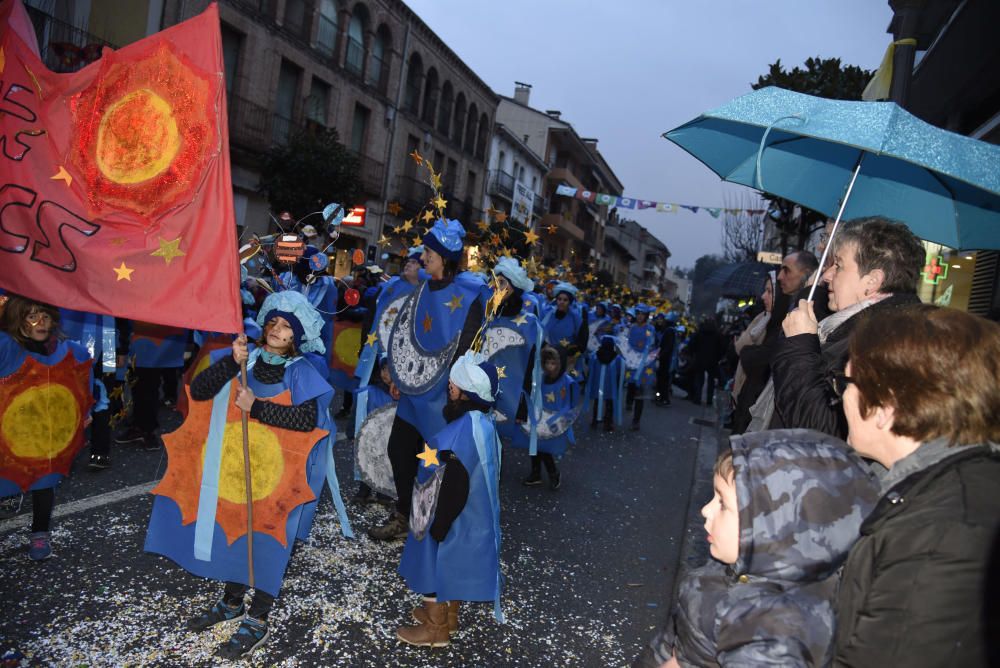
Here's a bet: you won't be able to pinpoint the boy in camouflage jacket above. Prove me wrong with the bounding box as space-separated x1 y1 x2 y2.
641 429 878 667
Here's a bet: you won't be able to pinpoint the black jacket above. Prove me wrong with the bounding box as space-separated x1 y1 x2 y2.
834 444 1000 667
769 293 920 438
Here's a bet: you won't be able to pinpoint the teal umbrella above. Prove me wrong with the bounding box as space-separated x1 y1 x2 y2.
664 87 1000 255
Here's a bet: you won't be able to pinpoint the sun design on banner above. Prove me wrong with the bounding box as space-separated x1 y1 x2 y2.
71 41 216 220
0 354 93 491
153 382 325 547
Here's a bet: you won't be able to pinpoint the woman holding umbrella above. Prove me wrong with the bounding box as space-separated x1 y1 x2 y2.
768 217 924 438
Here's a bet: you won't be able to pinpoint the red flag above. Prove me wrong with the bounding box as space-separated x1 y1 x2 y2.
0 2 242 333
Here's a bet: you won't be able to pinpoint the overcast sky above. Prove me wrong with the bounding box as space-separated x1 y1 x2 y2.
405 0 894 269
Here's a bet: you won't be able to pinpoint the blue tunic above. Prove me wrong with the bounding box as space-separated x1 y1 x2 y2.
398 411 501 605
508 373 579 458
130 322 188 368
586 354 625 425
144 346 334 597
625 323 658 390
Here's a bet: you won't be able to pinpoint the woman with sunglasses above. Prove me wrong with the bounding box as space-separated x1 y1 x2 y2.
0 294 94 560
833 304 1000 666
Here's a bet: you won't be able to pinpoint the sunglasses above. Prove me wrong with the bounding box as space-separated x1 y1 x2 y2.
830 372 855 400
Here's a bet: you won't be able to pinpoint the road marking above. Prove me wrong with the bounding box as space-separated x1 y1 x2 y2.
0 480 157 534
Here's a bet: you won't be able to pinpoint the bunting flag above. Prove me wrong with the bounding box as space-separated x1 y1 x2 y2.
0 1 242 333
553 185 767 219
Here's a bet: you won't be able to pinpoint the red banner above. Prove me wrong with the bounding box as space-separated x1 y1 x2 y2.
0 2 241 333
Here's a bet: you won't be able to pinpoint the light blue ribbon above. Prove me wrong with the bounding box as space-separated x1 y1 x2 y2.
596 364 607 422
471 411 504 624
527 321 543 456
615 359 626 426
193 378 233 561
324 416 354 538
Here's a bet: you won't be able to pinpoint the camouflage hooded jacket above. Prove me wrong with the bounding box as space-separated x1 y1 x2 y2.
657 429 879 667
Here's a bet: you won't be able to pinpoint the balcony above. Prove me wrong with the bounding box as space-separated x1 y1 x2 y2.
228 93 275 153
487 170 514 201
348 150 385 198
546 167 584 191
314 14 338 59
533 193 547 217
395 175 434 214
541 213 584 242
25 6 118 74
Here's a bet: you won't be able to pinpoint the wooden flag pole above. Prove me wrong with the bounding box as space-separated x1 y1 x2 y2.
239 338 255 588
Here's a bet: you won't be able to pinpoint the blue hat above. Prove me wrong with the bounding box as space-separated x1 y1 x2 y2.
553 281 578 299
406 245 425 263
256 290 326 355
494 257 534 292
422 218 466 262
635 303 655 315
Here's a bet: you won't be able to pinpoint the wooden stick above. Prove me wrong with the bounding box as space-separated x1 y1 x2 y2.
240 350 255 588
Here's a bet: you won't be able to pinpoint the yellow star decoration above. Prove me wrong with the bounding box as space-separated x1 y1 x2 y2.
109 385 124 400
524 229 539 245
486 207 500 218
422 312 433 333
399 219 413 233
585 273 595 282
421 210 436 224
433 195 448 212
417 443 440 468
113 261 134 281
494 211 508 223
51 166 73 187
431 172 443 190
558 338 570 348
445 294 463 313
546 224 558 234
496 365 507 379
409 149 423 165
645 367 654 375
365 332 378 347
513 313 528 326
476 220 490 232
500 229 509 241
377 234 391 247
411 237 423 249
425 159 435 173
151 236 186 266
545 391 556 403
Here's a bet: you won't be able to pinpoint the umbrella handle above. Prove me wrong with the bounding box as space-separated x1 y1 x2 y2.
808 154 866 303
755 114 806 192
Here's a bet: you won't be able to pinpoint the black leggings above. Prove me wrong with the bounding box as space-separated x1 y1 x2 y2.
31 488 54 533
529 453 558 476
387 415 423 516
223 582 274 620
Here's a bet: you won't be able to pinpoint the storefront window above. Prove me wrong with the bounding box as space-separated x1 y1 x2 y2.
916 241 977 310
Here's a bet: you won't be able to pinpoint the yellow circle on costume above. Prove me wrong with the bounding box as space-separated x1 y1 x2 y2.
96 88 181 184
192 353 213 379
2 385 79 458
211 422 284 503
334 326 361 366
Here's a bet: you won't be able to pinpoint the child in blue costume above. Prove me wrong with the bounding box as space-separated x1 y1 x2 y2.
369 219 485 542
60 307 121 470
541 282 588 381
483 258 543 453
0 295 94 560
587 335 625 432
624 304 658 431
278 246 339 383
587 301 612 353
396 352 503 647
351 353 398 504
521 346 580 490
145 291 338 660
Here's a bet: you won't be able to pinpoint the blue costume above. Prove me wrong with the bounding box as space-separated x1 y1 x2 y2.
586 346 626 426
625 321 658 392
516 372 580 458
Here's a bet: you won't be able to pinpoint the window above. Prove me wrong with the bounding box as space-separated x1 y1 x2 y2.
351 103 370 154
464 103 478 153
452 93 466 145
421 68 439 126
273 60 301 145
404 135 420 177
306 78 331 125
221 25 243 99
316 0 338 59
284 0 309 40
476 112 490 160
512 161 520 182
437 81 453 135
497 150 506 172
445 158 457 193
403 53 423 114
466 170 478 202
345 11 366 76
367 26 390 91
531 175 538 192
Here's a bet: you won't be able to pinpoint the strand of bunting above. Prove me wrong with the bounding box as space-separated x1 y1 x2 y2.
554 185 766 218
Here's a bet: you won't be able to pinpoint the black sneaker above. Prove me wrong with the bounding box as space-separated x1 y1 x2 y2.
187 599 245 632
549 472 561 491
215 616 269 659
138 433 162 451
88 453 111 471
114 426 146 444
522 473 543 487
367 512 409 541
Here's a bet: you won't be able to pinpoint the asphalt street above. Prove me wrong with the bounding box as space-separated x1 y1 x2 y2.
0 393 718 667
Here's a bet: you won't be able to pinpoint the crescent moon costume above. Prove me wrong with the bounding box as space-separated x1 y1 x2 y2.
622 304 659 430
586 335 626 429
541 282 588 380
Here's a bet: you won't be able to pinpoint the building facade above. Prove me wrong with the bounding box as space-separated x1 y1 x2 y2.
604 218 672 297
482 121 547 233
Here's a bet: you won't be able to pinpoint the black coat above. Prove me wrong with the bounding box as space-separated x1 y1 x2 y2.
768 293 921 438
834 444 1000 667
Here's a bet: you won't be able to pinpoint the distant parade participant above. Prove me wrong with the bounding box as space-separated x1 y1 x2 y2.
396 352 503 647
623 304 658 430
542 282 588 380
278 246 338 383
368 219 485 542
587 335 625 432
0 295 94 561
586 301 613 353
521 345 581 489
145 291 338 659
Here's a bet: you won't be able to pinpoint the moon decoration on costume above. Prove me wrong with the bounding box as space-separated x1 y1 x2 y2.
378 293 409 346
410 464 447 541
617 334 657 370
481 326 526 360
521 406 584 440
387 284 461 395
354 403 398 499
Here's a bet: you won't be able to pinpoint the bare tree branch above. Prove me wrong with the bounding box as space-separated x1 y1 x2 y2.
722 193 766 263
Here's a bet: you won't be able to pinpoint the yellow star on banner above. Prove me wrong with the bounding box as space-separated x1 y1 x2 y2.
422 312 433 333
113 261 134 281
494 211 508 223
51 166 72 187
559 338 570 348
151 236 186 266
417 443 440 468
476 220 490 233
365 332 378 347
524 229 539 245
433 195 447 211
445 294 463 313
387 201 402 216
513 313 528 326
409 149 423 166
496 365 507 379
545 391 556 403
108 237 127 247
422 209 436 224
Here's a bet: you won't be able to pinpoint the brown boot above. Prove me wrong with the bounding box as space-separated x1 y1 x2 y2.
397 600 450 647
412 600 459 635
